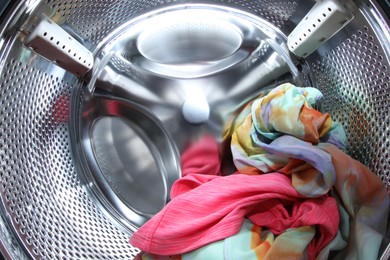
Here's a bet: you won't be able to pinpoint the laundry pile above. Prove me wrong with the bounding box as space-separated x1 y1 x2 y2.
130 83 389 260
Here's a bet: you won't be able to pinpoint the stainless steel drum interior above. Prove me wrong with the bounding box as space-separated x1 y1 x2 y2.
0 0 389 259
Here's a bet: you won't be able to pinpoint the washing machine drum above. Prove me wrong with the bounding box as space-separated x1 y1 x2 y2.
0 0 389 259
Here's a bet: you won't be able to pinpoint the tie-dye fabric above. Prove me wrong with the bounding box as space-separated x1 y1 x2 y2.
131 83 388 260
224 83 346 191
317 144 389 260
223 83 389 259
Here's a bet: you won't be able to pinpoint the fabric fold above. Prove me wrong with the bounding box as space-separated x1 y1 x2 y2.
130 83 388 260
130 137 339 259
130 172 339 258
226 83 346 197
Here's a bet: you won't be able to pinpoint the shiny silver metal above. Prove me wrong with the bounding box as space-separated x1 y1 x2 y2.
88 4 306 153
79 4 306 232
76 94 181 231
0 0 388 259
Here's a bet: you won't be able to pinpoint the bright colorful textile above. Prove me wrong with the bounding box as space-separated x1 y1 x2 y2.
317 143 389 260
142 220 315 260
224 83 346 197
222 83 388 259
130 137 339 259
130 83 389 260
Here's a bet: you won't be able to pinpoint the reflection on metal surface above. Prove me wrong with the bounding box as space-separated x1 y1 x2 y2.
77 4 310 231
137 14 243 64
182 97 210 124
78 5 310 229
0 0 389 259
133 10 246 78
88 5 308 153
92 117 167 215
78 95 181 230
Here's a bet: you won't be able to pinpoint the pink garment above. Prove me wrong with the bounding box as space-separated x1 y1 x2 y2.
179 136 221 178
130 137 339 259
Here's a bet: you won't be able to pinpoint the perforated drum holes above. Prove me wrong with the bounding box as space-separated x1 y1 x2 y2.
47 0 299 45
0 0 389 259
310 13 390 186
0 58 139 259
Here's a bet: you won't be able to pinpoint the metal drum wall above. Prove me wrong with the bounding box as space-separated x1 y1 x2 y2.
0 0 389 259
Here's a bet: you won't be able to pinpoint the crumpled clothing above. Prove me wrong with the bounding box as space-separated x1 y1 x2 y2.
130 136 339 259
221 83 388 259
316 143 389 260
223 83 346 198
130 83 389 260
